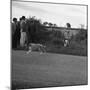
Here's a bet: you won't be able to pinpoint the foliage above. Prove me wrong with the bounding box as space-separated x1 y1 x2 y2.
26 17 51 44
43 22 48 26
73 29 87 42
66 23 71 28
49 30 64 46
13 16 87 56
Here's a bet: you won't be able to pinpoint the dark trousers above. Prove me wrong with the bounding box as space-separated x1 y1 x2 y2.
12 30 20 49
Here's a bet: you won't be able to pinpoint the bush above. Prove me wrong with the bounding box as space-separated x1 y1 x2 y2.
49 30 64 46
26 17 51 44
74 29 87 42
51 38 63 46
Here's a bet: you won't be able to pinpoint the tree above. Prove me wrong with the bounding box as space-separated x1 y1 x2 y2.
26 16 52 43
53 24 57 27
73 29 87 42
43 22 48 26
66 23 71 28
50 30 64 46
80 24 84 29
48 22 53 27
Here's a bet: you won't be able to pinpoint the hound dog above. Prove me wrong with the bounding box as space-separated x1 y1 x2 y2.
26 43 46 54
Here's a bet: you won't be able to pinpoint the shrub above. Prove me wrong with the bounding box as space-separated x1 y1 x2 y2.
26 17 51 44
49 30 64 46
51 38 63 46
74 29 87 42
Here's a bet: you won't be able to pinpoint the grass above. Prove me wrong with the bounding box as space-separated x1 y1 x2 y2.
45 45 87 56
12 51 88 89
13 39 87 56
45 39 87 56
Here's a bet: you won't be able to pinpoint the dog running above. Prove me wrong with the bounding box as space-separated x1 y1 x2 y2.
26 43 46 54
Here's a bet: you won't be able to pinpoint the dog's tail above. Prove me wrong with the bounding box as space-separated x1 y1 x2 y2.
40 44 46 48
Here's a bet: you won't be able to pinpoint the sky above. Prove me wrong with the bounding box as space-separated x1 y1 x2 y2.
12 0 87 28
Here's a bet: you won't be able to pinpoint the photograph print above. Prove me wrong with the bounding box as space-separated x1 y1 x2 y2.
11 0 88 89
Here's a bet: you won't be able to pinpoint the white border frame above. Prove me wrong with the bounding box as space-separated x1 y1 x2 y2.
0 0 89 90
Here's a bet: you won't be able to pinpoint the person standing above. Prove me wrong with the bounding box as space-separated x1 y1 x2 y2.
15 18 22 48
20 16 27 48
12 18 18 49
64 31 70 47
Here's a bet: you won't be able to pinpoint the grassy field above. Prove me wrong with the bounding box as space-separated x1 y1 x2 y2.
12 50 88 89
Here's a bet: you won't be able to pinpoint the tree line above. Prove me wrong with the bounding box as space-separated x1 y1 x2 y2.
12 16 87 56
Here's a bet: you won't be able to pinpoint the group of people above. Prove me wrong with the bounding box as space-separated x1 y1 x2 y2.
12 16 28 49
12 15 70 50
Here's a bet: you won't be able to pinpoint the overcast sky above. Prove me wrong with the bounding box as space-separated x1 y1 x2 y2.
12 0 87 28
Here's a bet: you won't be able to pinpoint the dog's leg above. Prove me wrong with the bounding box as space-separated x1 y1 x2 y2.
38 47 43 54
40 52 43 54
43 46 46 53
41 46 46 54
26 47 32 54
26 50 31 54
